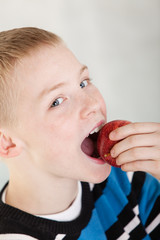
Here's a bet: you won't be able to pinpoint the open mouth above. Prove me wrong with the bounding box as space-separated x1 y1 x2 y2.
81 125 103 159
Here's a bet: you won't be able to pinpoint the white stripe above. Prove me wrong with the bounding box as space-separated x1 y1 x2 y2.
55 234 66 240
133 205 139 216
117 232 130 240
145 213 160 234
0 234 38 240
124 215 140 233
89 182 94 191
127 172 134 182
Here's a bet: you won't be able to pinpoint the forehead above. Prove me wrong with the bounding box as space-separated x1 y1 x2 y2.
15 44 83 93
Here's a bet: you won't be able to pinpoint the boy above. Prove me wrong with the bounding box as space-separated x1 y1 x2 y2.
0 27 159 240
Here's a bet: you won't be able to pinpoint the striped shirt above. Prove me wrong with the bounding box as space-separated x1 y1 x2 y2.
0 168 159 240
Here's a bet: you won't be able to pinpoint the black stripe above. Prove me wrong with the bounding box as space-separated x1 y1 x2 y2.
149 224 160 240
92 178 108 202
118 203 136 226
105 221 124 239
145 196 160 227
131 172 146 200
126 172 146 212
63 233 81 240
127 191 138 209
129 223 146 240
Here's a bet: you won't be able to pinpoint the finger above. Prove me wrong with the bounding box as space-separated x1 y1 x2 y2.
109 122 160 141
116 146 160 166
111 132 160 158
121 160 160 180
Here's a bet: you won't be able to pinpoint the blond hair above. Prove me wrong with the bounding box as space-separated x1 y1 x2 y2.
0 27 62 128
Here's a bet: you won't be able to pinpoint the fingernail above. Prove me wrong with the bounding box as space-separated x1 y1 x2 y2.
109 132 115 140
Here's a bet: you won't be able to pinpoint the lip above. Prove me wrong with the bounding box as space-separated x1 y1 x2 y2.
87 155 107 165
88 120 105 136
81 149 109 165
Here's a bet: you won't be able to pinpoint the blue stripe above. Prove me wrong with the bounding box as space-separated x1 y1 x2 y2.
142 235 151 240
107 168 131 196
78 209 108 240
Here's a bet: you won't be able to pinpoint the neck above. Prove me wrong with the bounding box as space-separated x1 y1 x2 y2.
6 165 78 215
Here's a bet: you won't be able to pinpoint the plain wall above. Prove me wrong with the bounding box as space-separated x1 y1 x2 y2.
0 0 160 185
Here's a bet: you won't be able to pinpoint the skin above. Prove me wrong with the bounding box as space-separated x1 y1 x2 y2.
0 44 111 215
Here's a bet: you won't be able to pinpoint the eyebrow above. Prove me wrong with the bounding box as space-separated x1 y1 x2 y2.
38 82 66 100
80 65 88 75
38 65 88 99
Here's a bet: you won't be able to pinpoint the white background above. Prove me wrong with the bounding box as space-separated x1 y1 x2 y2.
0 0 160 184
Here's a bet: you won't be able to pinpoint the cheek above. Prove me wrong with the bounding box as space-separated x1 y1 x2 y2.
40 121 76 154
100 95 107 113
39 128 76 170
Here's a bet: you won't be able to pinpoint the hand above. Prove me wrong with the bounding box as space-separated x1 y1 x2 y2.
109 122 160 180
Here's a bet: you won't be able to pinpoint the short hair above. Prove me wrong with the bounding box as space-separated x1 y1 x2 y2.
0 27 62 128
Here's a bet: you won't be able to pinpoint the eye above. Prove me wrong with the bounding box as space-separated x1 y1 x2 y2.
80 79 89 89
51 97 64 108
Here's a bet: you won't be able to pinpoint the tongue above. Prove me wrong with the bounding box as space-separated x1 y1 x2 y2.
81 137 94 156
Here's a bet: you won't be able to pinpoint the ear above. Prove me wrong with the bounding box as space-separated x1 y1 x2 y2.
0 132 21 158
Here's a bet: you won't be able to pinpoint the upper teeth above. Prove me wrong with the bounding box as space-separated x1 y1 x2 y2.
89 125 103 135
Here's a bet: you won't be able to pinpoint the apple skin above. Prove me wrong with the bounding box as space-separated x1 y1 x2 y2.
97 120 131 167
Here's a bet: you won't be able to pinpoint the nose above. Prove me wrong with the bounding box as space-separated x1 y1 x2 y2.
79 92 100 119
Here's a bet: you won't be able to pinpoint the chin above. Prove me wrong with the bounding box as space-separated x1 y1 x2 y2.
92 166 111 184
81 163 111 185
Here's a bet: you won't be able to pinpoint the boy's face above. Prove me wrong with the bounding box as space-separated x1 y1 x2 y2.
14 44 111 183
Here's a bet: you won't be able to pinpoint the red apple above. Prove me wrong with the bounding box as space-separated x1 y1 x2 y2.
97 120 131 167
